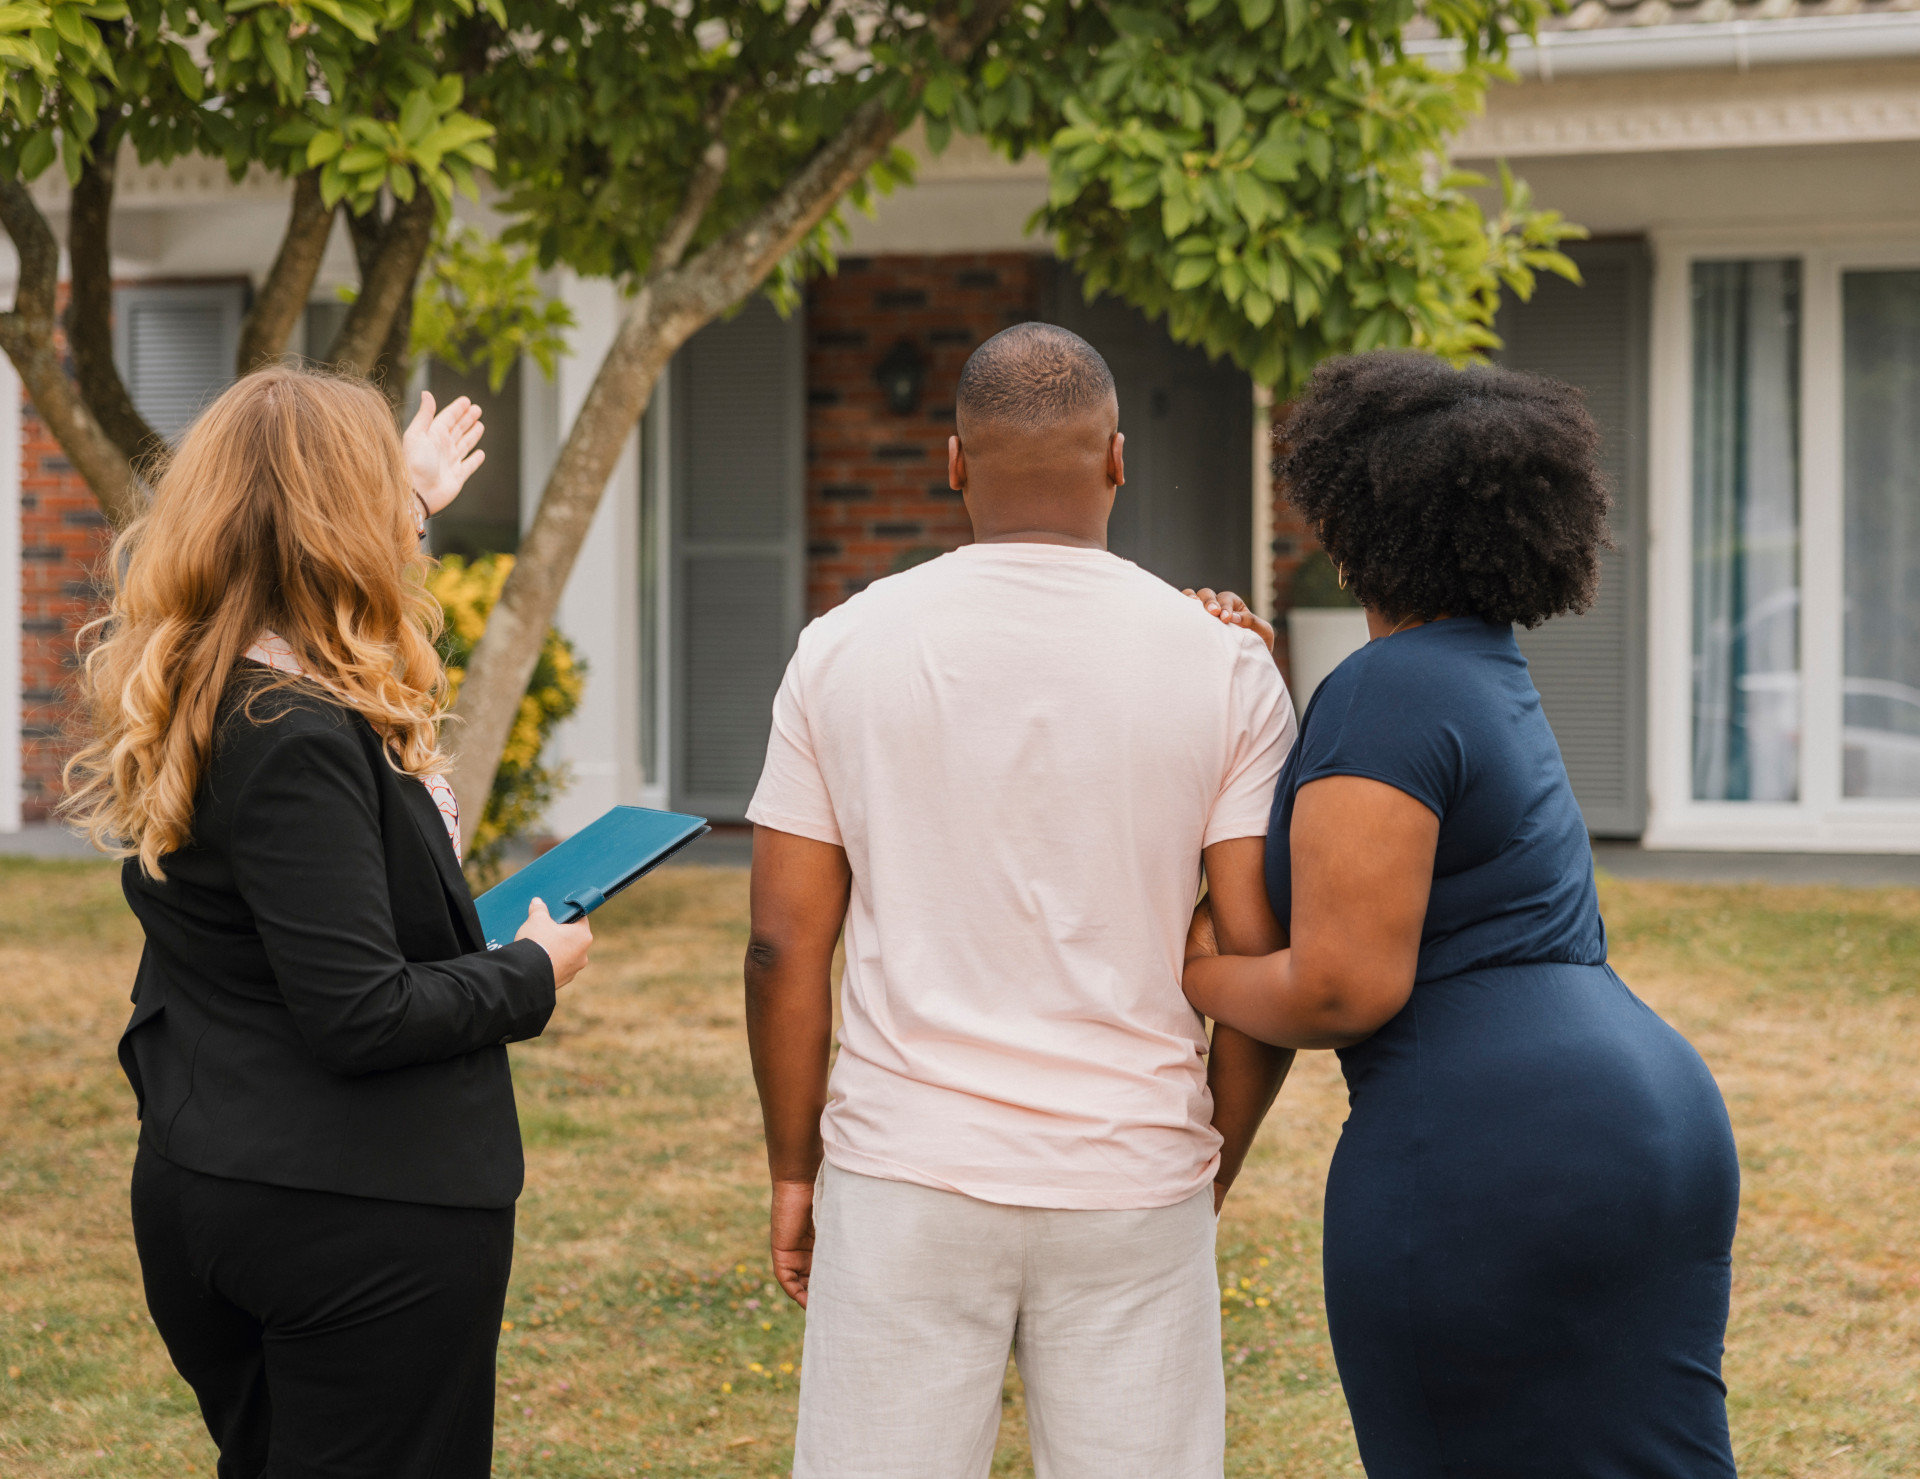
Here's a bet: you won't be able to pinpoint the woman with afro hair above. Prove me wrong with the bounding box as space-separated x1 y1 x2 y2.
1186 352 1739 1477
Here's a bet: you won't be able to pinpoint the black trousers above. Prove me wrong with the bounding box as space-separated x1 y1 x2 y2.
131 1146 515 1479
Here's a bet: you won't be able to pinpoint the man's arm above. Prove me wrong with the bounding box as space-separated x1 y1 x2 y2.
1199 836 1295 1213
745 825 852 1308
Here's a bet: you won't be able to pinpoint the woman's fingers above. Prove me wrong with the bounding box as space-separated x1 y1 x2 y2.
407 390 437 438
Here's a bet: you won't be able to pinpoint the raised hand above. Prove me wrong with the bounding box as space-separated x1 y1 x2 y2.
403 391 486 516
1182 587 1275 653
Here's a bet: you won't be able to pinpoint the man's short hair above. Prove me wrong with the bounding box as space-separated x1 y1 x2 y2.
956 322 1116 434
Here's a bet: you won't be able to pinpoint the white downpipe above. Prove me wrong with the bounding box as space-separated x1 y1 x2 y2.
1410 15 1920 77
1251 384 1274 619
0 353 19 832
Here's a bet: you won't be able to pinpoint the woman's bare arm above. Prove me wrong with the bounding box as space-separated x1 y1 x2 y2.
1198 837 1295 1209
1184 776 1437 1049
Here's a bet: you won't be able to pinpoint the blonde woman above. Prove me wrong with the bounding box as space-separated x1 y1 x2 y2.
63 367 592 1479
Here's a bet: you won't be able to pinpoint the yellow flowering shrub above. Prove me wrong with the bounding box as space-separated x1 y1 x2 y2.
427 553 585 882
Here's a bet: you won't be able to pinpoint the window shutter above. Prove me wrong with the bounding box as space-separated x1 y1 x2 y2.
1495 240 1651 837
670 297 805 821
113 283 245 441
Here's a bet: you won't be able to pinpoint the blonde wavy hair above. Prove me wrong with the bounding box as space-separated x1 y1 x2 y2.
61 366 449 879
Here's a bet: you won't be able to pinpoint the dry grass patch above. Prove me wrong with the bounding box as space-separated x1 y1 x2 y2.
0 857 1914 1476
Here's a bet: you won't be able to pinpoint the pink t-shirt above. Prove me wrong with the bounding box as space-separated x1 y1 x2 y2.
746 543 1295 1210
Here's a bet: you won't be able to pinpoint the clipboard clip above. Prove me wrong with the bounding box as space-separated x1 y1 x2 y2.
560 886 605 922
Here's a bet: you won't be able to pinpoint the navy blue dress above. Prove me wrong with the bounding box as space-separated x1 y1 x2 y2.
1267 618 1739 1479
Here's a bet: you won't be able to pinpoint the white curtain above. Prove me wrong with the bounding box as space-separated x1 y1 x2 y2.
1690 260 1802 803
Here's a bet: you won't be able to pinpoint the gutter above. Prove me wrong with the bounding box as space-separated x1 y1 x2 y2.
1407 13 1920 80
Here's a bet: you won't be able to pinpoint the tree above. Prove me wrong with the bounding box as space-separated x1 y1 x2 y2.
440 0 1016 825
0 0 502 527
440 0 1573 819
982 0 1579 390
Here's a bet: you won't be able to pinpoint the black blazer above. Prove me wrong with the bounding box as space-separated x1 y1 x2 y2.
118 674 555 1209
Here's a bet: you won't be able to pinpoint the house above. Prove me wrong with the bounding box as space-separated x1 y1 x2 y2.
5 4 1919 855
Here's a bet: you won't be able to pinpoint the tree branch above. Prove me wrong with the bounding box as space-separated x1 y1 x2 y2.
327 186 435 384
67 120 161 464
443 0 1017 818
649 85 740 282
0 181 139 527
238 169 336 374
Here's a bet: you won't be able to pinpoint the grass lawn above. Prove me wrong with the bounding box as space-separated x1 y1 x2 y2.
0 856 1916 1477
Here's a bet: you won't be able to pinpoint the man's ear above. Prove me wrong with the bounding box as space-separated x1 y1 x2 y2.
1107 430 1126 489
948 434 967 493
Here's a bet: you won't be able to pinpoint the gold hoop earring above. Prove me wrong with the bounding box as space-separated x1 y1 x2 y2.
1336 563 1348 590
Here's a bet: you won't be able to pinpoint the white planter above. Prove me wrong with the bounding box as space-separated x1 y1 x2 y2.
1286 608 1371 718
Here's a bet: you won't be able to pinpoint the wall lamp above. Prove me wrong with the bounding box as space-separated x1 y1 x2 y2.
874 339 927 415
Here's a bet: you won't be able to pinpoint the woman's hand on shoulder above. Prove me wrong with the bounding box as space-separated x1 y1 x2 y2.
1183 587 1274 653
515 897 592 988
404 391 486 517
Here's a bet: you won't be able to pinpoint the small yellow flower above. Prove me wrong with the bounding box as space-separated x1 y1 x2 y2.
735 1264 746 1274
780 1363 794 1375
749 1363 764 1374
1255 1298 1270 1308
1239 1278 1252 1290
760 1321 772 1331
721 1382 732 1393
501 1321 514 1331
1257 1257 1270 1267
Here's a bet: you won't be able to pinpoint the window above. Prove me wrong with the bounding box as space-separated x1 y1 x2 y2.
113 282 245 441
1689 260 1802 803
1842 270 1920 799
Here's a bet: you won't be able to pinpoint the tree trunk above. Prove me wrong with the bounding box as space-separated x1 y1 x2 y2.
0 181 140 527
238 170 336 374
67 124 163 468
329 189 435 389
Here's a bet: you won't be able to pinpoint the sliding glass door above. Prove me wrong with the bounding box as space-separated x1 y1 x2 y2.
1842 270 1920 799
1654 240 1920 848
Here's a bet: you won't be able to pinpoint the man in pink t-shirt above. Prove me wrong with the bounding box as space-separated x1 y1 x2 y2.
746 322 1296 1478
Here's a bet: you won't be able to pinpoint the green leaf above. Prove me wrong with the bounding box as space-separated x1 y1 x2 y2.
1171 256 1213 291
1161 189 1194 238
306 131 343 167
417 114 492 154
259 21 293 92
398 88 434 145
165 40 201 101
19 126 54 178
339 144 387 171
1237 0 1276 26
388 163 415 201
1231 170 1272 226
49 3 85 45
1213 98 1244 151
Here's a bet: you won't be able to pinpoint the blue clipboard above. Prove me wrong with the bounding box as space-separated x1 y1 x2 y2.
474 806 710 949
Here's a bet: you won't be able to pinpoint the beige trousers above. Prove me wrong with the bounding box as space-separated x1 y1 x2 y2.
792 1163 1224 1479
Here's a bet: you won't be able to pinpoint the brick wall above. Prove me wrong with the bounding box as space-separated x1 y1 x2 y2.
805 253 1039 617
18 325 112 822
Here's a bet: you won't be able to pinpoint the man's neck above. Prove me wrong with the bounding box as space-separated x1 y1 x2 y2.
972 527 1107 550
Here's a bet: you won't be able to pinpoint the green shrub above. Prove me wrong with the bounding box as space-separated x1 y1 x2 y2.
427 553 585 883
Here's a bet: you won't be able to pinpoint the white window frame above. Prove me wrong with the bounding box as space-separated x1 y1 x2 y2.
1647 224 1920 852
